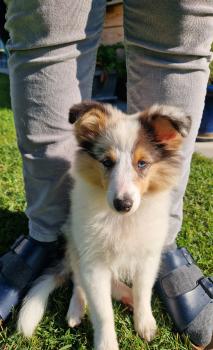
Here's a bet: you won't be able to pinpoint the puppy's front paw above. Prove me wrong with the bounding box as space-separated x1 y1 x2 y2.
134 313 157 342
66 286 86 328
66 298 85 328
67 313 82 328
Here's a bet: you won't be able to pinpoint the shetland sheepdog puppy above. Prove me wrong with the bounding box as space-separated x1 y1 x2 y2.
17 101 191 350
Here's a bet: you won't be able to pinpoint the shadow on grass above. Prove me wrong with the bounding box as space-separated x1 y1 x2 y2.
0 73 11 109
4 270 94 349
0 208 28 254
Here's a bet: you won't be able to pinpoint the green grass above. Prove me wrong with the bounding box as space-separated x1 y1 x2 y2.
0 72 212 350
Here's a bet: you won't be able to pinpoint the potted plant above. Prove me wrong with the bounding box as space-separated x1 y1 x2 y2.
0 39 9 75
92 44 126 102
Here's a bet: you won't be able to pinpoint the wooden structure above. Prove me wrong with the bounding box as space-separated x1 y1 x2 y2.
101 1 124 45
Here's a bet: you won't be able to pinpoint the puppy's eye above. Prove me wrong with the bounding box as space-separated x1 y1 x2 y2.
101 158 115 169
137 160 147 169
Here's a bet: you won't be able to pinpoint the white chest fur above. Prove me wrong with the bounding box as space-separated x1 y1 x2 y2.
65 178 170 281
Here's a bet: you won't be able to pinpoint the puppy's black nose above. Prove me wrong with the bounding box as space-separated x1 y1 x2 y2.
113 197 133 212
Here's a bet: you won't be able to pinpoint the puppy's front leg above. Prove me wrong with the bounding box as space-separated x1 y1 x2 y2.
80 263 119 350
133 253 161 342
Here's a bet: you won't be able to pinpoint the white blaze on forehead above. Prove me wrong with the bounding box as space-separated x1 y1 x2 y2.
104 110 142 214
112 151 134 194
107 149 141 214
105 110 140 152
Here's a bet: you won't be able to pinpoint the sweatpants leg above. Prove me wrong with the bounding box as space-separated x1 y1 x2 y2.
124 0 213 244
5 0 106 242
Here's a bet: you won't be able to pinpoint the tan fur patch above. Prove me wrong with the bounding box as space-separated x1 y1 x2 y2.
105 148 117 163
75 151 109 189
75 108 107 144
132 127 180 194
133 175 150 195
133 160 180 195
147 161 180 193
132 143 153 167
132 129 155 194
132 127 154 164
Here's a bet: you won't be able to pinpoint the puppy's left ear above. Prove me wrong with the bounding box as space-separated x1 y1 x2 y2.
140 105 191 150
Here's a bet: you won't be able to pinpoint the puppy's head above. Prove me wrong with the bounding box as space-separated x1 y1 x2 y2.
69 101 191 215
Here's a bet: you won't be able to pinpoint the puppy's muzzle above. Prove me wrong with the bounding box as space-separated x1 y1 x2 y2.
113 196 133 213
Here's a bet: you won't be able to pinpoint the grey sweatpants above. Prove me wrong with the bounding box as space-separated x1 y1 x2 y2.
5 0 213 243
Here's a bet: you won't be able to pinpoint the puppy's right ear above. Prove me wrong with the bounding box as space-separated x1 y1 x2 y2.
69 100 108 145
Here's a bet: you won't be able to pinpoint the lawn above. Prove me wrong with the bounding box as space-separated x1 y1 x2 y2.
0 72 212 350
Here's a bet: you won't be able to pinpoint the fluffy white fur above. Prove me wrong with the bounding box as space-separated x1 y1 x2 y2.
17 275 57 337
17 103 190 350
66 181 170 349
